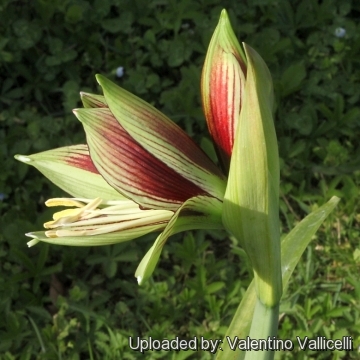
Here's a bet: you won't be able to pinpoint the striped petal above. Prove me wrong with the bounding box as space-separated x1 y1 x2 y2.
135 195 223 284
15 145 121 201
95 74 226 200
201 9 246 172
80 92 107 108
74 107 210 211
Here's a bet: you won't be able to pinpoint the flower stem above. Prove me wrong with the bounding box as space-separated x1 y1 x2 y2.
241 297 279 360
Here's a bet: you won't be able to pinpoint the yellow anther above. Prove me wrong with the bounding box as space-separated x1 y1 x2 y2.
44 220 55 229
53 208 83 221
45 198 86 208
45 230 58 238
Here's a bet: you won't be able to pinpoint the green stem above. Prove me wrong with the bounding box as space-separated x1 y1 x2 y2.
241 297 279 360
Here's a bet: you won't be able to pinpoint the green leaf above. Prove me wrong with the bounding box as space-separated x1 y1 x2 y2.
65 5 84 23
168 39 185 67
101 18 124 33
217 196 340 360
280 62 306 97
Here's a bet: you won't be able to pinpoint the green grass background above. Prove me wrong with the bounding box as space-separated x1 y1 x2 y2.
1 0 359 359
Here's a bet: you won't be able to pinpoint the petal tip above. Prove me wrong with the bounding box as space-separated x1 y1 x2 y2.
136 275 142 285
95 74 104 86
220 8 228 19
15 154 32 163
25 232 37 238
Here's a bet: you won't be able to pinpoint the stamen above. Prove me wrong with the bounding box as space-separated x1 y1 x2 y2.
42 196 173 238
46 198 86 208
58 212 171 236
45 230 58 238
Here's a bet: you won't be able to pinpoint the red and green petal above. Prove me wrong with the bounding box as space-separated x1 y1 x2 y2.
80 92 107 108
95 75 227 201
201 9 247 172
135 195 223 284
74 108 210 211
15 145 122 201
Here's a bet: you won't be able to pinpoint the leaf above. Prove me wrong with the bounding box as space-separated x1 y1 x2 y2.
217 196 340 360
168 39 185 67
280 62 306 97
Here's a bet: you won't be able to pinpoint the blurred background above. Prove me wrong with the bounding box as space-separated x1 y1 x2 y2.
1 0 359 359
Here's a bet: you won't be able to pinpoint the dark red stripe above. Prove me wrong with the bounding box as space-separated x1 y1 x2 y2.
84 109 208 208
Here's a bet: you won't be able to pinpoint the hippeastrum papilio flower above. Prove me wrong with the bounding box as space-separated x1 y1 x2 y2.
15 75 226 284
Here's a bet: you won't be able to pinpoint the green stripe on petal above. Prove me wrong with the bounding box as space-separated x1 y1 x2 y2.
96 74 227 201
80 92 107 108
15 145 122 201
75 107 209 211
135 195 223 284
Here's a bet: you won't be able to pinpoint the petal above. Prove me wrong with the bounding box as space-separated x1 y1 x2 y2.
80 92 107 108
201 9 247 171
95 74 226 200
135 195 223 284
74 107 210 211
15 145 122 201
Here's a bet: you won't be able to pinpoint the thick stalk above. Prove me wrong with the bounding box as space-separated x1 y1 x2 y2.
241 297 279 360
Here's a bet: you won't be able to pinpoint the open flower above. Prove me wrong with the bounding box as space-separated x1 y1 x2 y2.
15 76 226 284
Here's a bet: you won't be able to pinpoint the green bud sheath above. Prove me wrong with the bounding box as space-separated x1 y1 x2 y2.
222 43 281 307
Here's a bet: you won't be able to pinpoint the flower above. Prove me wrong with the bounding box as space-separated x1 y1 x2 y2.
16 9 280 293
15 76 226 284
